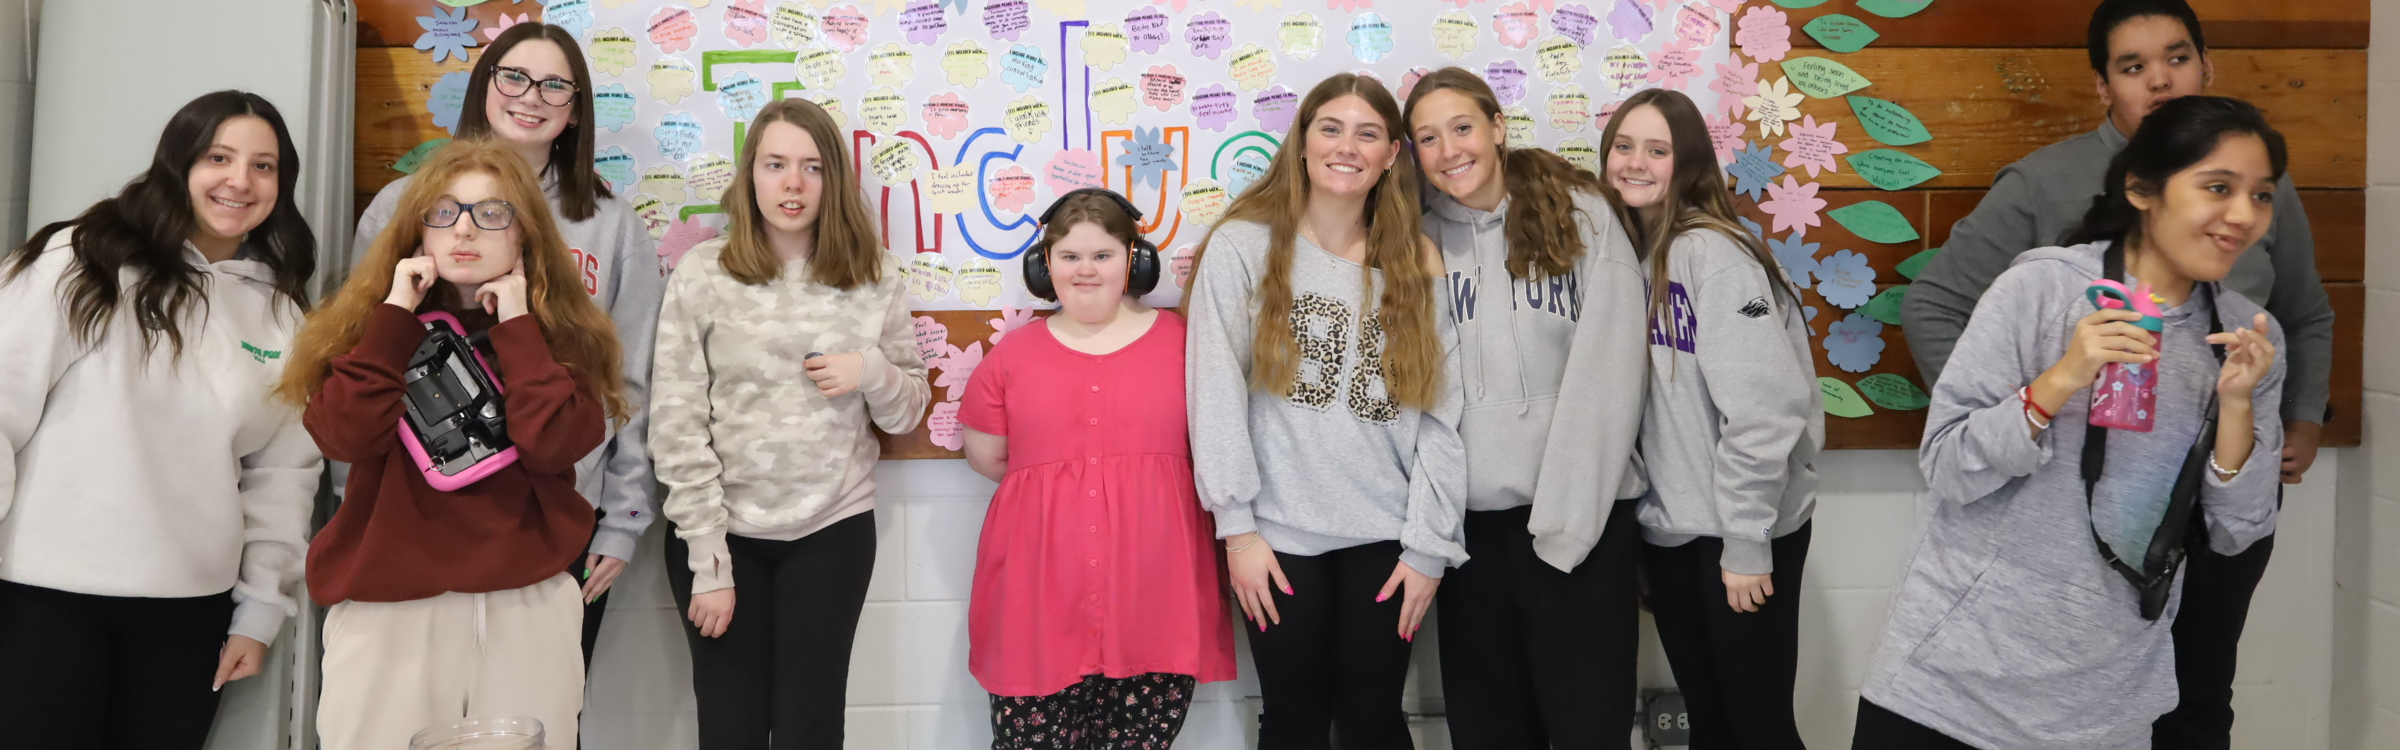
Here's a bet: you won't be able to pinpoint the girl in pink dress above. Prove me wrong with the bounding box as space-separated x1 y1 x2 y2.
960 189 1238 749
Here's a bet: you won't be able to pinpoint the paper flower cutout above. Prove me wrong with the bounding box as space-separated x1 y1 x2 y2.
1767 231 1819 290
415 8 479 64
1706 112 1745 164
1813 248 1877 309
1116 126 1179 190
1779 114 1848 178
1711 60 1756 117
1824 313 1886 372
1728 140 1783 200
1743 76 1804 138
1757 176 1824 235
989 305 1040 345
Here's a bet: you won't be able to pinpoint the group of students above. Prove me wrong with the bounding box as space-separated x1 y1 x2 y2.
0 1 2325 749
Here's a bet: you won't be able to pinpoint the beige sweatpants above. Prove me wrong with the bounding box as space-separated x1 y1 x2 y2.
318 573 585 750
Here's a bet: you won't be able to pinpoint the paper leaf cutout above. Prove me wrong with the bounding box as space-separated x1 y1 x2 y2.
1896 247 1940 280
1856 0 1933 19
393 138 453 175
1847 95 1931 145
1814 249 1877 309
1819 376 1876 418
1827 200 1919 244
1802 13 1877 53
1729 140 1783 200
1861 284 1907 324
1768 231 1819 290
1823 313 1886 373
1847 149 1942 190
1779 56 1871 98
1758 176 1826 235
1769 0 1827 7
1857 373 1931 410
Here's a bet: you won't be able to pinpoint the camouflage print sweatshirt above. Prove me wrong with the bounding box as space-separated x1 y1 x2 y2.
650 238 930 594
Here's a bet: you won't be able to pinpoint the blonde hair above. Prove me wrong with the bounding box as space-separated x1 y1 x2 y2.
1182 73 1444 410
277 139 629 422
719 98 885 288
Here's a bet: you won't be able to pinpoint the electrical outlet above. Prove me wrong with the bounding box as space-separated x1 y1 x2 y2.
1642 688 1691 749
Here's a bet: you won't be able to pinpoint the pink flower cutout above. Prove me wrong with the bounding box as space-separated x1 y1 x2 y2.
1328 0 1373 11
1735 4 1791 63
1156 0 1192 12
484 13 528 42
1778 114 1847 178
657 217 721 275
989 306 1040 346
932 341 984 402
1647 47 1700 90
1710 60 1757 117
990 166 1036 213
1706 113 1744 164
928 401 965 450
723 0 770 47
1757 176 1825 236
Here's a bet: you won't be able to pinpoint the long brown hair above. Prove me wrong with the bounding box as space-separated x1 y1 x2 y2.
1182 73 1444 410
1402 67 1606 280
458 22 610 222
1598 89 1790 323
277 140 629 423
4 91 315 359
719 98 885 289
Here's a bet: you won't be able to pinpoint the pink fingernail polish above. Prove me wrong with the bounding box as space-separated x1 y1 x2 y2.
1376 593 1389 602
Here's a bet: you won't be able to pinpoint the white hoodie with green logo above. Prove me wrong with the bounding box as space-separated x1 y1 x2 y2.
0 232 323 645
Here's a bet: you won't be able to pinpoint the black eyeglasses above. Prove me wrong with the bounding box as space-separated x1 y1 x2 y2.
493 66 579 107
422 199 516 231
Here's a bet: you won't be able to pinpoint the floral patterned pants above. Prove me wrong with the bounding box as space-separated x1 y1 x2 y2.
989 672 1198 749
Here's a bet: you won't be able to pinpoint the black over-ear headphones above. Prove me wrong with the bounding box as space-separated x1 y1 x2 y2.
1023 188 1161 301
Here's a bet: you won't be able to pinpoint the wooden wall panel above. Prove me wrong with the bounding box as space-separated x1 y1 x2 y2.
1756 49 2366 191
355 47 470 199
1781 0 2370 50
357 2 530 47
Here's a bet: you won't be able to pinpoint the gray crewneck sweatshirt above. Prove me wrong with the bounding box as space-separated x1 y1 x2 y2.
1903 119 2330 428
1421 187 1647 572
350 175 665 562
1864 242 2283 749
1186 219 1470 578
1633 228 1820 574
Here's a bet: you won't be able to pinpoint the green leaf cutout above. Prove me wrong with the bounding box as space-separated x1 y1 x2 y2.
1803 14 1880 53
1847 95 1930 145
1827 201 1921 244
1856 0 1933 18
1820 377 1877 418
1848 149 1944 191
1862 284 1908 325
1857 373 1931 410
394 138 453 175
1779 56 1873 99
1770 0 1830 7
1896 247 1940 280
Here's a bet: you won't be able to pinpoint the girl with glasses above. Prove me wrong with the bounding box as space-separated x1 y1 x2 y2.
280 139 630 750
348 21 663 678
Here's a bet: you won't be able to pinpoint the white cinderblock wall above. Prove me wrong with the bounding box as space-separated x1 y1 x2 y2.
2335 4 2400 747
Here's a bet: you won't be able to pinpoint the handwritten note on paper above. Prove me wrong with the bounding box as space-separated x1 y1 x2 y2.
1803 13 1879 53
1779 56 1872 99
1819 376 1876 418
1779 115 1847 178
912 315 952 365
1827 200 1920 244
1848 96 1932 146
1824 313 1886 372
1856 0 1933 19
1759 176 1826 235
1861 284 1907 325
1857 373 1930 411
908 252 957 303
1847 149 1943 191
1814 249 1878 309
1734 4 1791 62
926 165 978 213
955 258 1003 306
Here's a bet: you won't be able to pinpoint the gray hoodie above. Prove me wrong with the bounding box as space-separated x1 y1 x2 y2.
1633 228 1820 574
1420 187 1647 572
1186 219 1470 578
1863 242 2283 749
1903 119 2330 428
349 175 665 562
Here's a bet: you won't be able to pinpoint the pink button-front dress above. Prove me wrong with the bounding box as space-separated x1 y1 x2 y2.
957 311 1238 697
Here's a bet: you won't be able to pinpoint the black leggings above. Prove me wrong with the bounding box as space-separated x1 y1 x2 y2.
1642 523 1812 750
2153 531 2275 749
1849 698 1976 749
1436 502 1641 749
666 512 878 750
1247 540 1417 750
0 578 238 750
989 672 1198 750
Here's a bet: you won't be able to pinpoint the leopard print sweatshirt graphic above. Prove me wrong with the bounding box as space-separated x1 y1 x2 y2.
649 239 930 594
1184 220 1469 578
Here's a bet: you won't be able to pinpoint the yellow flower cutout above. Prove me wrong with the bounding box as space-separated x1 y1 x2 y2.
1743 76 1805 138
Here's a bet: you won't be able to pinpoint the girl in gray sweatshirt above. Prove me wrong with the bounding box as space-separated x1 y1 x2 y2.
1184 73 1466 749
1609 89 1822 749
1405 68 1650 747
1854 96 2286 750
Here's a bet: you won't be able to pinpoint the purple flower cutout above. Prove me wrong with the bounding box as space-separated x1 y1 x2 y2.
1186 11 1232 60
1605 0 1651 43
1824 313 1887 373
1813 248 1876 309
1253 85 1298 134
1484 60 1529 106
1192 84 1239 131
